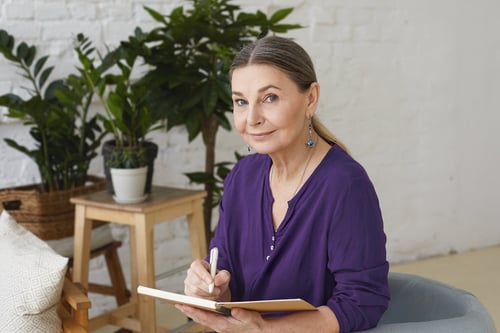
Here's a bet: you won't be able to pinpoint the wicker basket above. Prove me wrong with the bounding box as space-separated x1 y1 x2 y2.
0 175 106 240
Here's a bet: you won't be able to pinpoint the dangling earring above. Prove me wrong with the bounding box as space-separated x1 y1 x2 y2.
247 145 251 152
306 117 315 148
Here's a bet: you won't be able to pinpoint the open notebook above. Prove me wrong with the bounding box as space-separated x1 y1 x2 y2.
138 286 317 316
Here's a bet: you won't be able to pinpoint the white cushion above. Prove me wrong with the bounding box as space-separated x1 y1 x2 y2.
0 210 68 333
46 223 115 257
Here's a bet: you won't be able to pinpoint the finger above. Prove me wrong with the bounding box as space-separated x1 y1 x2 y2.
184 260 214 297
184 261 208 291
230 308 264 327
175 304 224 329
215 269 231 285
188 259 211 276
184 276 211 297
213 269 230 293
203 270 230 300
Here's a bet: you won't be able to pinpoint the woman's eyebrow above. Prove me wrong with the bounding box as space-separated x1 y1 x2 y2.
232 84 281 96
258 84 281 93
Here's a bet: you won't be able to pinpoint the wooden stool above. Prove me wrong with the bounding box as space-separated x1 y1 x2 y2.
68 241 130 306
71 186 207 332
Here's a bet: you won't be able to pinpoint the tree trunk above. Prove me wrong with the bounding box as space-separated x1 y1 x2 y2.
201 113 219 248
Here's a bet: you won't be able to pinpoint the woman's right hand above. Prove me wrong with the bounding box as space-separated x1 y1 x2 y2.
184 259 231 301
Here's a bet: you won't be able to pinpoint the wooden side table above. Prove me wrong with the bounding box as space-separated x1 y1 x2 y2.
70 186 207 332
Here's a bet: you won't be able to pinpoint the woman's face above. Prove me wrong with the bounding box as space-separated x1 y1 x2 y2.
231 64 317 155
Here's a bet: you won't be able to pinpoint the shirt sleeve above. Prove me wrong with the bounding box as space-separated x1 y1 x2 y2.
206 158 238 274
326 175 390 332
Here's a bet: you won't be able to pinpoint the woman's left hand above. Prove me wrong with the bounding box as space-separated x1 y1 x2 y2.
175 304 265 333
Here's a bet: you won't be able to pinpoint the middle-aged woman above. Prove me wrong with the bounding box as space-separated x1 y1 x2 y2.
175 36 390 333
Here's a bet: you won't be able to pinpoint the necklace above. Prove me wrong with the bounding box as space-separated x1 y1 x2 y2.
270 146 316 198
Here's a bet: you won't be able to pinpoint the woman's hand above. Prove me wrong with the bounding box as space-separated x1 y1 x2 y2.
181 261 340 332
175 305 265 333
184 259 231 301
175 304 340 333
174 305 340 333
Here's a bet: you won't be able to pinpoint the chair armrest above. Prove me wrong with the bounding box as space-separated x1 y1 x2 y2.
62 278 91 310
59 277 91 333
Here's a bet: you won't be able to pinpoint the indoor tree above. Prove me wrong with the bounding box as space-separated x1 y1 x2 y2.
123 0 302 243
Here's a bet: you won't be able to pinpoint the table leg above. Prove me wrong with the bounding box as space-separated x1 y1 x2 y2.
186 203 208 260
72 204 93 287
129 225 138 303
134 215 156 332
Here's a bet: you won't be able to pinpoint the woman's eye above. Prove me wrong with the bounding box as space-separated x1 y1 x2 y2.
264 94 278 103
234 99 247 106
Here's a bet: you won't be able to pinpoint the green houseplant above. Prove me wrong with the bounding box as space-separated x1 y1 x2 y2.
74 34 163 202
0 29 105 192
121 0 301 240
0 29 107 239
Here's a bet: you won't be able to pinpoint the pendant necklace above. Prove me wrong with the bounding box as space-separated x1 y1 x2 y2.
270 146 316 198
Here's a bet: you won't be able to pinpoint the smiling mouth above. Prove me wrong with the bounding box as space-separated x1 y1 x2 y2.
249 130 274 137
249 131 275 140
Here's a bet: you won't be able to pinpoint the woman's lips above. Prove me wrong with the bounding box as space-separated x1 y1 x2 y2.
249 130 275 141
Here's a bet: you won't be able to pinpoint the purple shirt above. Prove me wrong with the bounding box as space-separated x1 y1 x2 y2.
209 145 390 332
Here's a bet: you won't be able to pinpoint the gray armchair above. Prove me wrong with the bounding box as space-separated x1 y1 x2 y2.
359 272 496 332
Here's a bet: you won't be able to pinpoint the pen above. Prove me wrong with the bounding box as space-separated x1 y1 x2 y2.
208 247 218 294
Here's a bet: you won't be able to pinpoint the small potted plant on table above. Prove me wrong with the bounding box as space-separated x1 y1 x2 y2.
74 34 163 204
107 145 149 204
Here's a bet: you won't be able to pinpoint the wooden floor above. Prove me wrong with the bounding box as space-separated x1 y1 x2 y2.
94 244 500 332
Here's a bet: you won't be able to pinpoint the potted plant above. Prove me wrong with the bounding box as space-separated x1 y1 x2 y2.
107 148 149 204
74 34 163 203
0 29 107 239
121 0 301 240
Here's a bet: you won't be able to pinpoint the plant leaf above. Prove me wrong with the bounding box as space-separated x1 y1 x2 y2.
16 42 29 61
269 8 293 24
34 55 49 77
25 45 36 67
143 6 168 25
38 66 54 89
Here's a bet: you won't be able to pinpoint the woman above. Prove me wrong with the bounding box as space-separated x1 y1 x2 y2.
176 36 390 333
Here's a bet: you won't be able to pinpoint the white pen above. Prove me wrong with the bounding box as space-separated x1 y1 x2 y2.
208 247 218 294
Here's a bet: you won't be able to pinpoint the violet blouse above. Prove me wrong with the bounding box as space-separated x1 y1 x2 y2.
209 145 390 332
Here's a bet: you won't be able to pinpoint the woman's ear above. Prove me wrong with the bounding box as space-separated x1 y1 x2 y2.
307 82 320 112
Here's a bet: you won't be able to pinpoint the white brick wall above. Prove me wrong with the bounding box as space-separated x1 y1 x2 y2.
1 0 500 315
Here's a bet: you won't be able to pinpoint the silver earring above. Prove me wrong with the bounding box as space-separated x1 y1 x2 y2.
306 117 315 148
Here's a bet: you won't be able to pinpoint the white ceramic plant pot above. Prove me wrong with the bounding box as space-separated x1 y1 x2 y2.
110 166 148 204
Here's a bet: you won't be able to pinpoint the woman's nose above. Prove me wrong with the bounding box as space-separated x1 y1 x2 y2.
247 103 263 126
